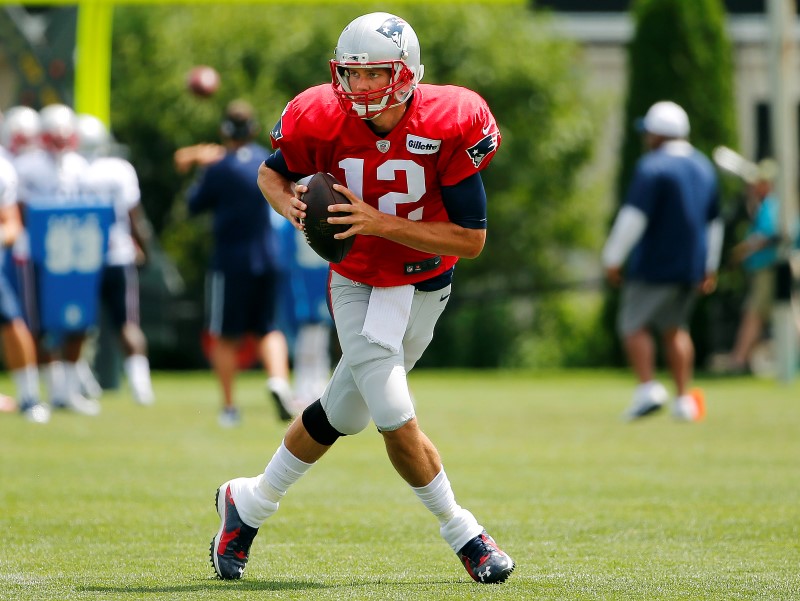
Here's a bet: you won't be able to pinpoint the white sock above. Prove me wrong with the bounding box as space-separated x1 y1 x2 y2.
413 468 483 552
63 362 81 396
227 477 279 529
259 441 313 502
45 361 66 403
124 354 148 384
12 365 40 403
231 442 314 528
412 469 459 525
125 354 154 402
77 359 101 395
440 508 483 553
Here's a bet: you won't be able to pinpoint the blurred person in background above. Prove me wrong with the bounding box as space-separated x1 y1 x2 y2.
13 103 99 416
0 105 41 305
272 215 333 413
175 99 293 427
718 158 788 375
77 113 155 405
603 101 723 422
0 126 49 423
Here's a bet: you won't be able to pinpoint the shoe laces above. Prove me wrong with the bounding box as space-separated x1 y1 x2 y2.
461 533 499 565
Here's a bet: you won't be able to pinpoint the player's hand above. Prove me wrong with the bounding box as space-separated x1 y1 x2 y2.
699 272 717 295
605 266 623 287
327 184 383 239
173 144 225 174
288 183 308 231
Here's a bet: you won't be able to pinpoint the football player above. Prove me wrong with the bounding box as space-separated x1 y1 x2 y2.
210 12 514 584
77 114 155 406
13 104 100 416
0 140 49 423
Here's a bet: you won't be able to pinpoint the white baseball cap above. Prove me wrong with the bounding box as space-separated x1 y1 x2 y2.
637 101 690 138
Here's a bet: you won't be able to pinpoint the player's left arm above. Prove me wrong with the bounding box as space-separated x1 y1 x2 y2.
0 203 23 247
329 173 487 259
128 205 152 265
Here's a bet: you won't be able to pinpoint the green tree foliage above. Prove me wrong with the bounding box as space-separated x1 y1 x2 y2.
110 3 598 367
619 0 737 190
606 0 738 365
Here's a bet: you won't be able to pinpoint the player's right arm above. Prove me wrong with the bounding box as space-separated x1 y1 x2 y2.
258 150 310 231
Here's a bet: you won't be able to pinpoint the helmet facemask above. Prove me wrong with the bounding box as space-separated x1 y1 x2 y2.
330 59 416 119
330 13 424 120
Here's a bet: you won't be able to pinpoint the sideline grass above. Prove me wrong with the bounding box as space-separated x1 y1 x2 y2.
1 369 798 600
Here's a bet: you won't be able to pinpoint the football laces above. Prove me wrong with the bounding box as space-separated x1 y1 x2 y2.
299 217 311 244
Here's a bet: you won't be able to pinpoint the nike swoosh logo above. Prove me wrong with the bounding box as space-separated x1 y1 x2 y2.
440 293 451 302
481 123 492 135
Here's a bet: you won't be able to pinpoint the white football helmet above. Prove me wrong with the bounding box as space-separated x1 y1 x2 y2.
330 12 424 119
76 114 112 159
0 105 41 155
39 103 78 153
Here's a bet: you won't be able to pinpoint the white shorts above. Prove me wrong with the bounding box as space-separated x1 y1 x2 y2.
321 272 450 433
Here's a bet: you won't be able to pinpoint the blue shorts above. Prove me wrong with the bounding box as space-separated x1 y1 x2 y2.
205 268 279 339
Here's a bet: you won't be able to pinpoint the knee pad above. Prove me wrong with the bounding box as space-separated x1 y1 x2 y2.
302 399 345 446
354 362 416 431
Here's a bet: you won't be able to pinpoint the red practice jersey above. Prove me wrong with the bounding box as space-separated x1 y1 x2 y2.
270 83 501 287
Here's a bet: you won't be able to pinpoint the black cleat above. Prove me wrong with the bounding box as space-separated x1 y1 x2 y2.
457 530 515 584
209 483 259 579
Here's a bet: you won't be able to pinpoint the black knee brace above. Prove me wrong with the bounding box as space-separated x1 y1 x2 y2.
302 399 345 446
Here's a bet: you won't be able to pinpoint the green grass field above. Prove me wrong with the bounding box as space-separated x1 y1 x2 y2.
1 369 798 600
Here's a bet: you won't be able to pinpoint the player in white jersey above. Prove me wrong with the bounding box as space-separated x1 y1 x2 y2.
77 114 155 405
0 151 49 423
13 104 100 416
2 106 42 317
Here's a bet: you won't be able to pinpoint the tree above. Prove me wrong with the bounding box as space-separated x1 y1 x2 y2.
605 0 739 365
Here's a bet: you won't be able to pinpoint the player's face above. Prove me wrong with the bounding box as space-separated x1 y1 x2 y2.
342 66 406 131
346 68 392 95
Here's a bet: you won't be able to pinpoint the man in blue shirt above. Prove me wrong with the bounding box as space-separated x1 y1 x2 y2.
603 101 724 422
177 100 293 426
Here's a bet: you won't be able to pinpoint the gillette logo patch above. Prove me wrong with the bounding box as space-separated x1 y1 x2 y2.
406 135 441 155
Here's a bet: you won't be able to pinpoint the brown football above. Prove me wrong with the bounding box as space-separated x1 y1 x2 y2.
300 172 354 264
186 65 220 98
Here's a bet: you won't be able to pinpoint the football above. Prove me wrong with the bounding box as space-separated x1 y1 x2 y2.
300 172 354 264
186 65 220 98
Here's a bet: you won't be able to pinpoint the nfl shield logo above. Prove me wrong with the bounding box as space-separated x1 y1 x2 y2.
376 140 391 153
